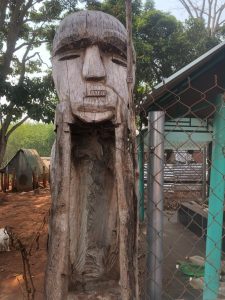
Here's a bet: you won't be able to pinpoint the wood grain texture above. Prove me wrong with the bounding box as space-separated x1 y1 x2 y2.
52 11 127 57
45 10 137 300
45 102 72 299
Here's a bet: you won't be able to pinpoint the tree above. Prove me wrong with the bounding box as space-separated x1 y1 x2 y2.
135 10 186 87
82 1 186 94
81 1 219 100
183 17 219 59
0 0 79 167
4 123 55 164
2 1 221 168
178 0 225 37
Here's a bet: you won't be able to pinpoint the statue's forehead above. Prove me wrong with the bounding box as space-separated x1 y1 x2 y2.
53 10 127 56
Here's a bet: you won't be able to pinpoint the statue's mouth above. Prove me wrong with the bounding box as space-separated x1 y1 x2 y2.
78 86 113 112
79 96 111 109
74 84 117 122
86 89 107 97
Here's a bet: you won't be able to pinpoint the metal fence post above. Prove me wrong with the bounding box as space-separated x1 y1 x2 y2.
203 95 225 300
138 132 145 222
146 111 165 300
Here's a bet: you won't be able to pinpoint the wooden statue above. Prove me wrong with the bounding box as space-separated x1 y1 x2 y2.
45 10 137 300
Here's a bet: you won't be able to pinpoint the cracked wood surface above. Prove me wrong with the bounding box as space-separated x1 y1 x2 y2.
45 10 137 300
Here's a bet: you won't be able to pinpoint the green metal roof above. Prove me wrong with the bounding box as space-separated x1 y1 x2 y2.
141 41 225 119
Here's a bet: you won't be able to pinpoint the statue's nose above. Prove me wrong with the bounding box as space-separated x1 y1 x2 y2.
82 45 106 81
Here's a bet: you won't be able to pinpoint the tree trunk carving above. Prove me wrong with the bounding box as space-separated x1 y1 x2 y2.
45 10 137 300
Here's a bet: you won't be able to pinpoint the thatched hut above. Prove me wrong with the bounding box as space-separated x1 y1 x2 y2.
0 149 48 192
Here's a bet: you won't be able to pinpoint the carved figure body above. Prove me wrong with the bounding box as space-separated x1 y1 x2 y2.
45 11 137 300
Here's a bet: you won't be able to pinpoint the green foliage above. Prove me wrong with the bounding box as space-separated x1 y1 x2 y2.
83 0 221 104
0 0 79 165
144 0 155 11
1 0 223 166
135 10 186 86
82 0 142 25
0 0 84 126
81 1 186 98
59 0 79 13
183 18 219 61
4 123 55 164
82 0 102 11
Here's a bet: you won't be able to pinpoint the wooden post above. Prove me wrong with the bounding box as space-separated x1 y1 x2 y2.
32 168 38 190
46 10 137 300
11 171 15 191
5 173 9 191
115 124 136 299
3 173 7 192
45 103 71 300
125 2 139 298
0 173 3 191
43 166 47 188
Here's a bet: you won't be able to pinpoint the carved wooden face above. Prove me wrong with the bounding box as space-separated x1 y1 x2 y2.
52 42 130 123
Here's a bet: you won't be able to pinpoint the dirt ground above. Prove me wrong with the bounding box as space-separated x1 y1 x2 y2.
0 189 222 300
0 189 50 300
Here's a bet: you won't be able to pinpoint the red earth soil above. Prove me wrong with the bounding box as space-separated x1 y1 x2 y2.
0 189 50 300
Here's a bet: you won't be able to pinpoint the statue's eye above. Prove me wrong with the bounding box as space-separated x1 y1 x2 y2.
58 54 80 61
112 55 127 67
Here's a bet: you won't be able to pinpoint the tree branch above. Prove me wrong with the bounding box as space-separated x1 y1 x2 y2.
6 115 29 139
178 0 195 18
184 0 200 17
0 104 15 136
0 0 8 29
15 39 48 52
18 36 36 85
218 18 225 26
214 3 225 33
207 0 213 32
25 52 39 62
200 0 206 18
36 52 50 68
14 42 30 52
211 0 218 33
2 0 29 80
0 113 3 127
23 0 34 15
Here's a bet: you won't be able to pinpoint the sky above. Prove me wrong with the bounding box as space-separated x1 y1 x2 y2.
37 0 188 68
154 0 188 21
2 0 186 106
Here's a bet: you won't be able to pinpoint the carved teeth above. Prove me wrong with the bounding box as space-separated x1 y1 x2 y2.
82 97 110 106
87 90 107 97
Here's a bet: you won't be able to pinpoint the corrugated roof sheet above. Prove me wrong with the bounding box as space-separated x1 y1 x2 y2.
141 40 225 114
